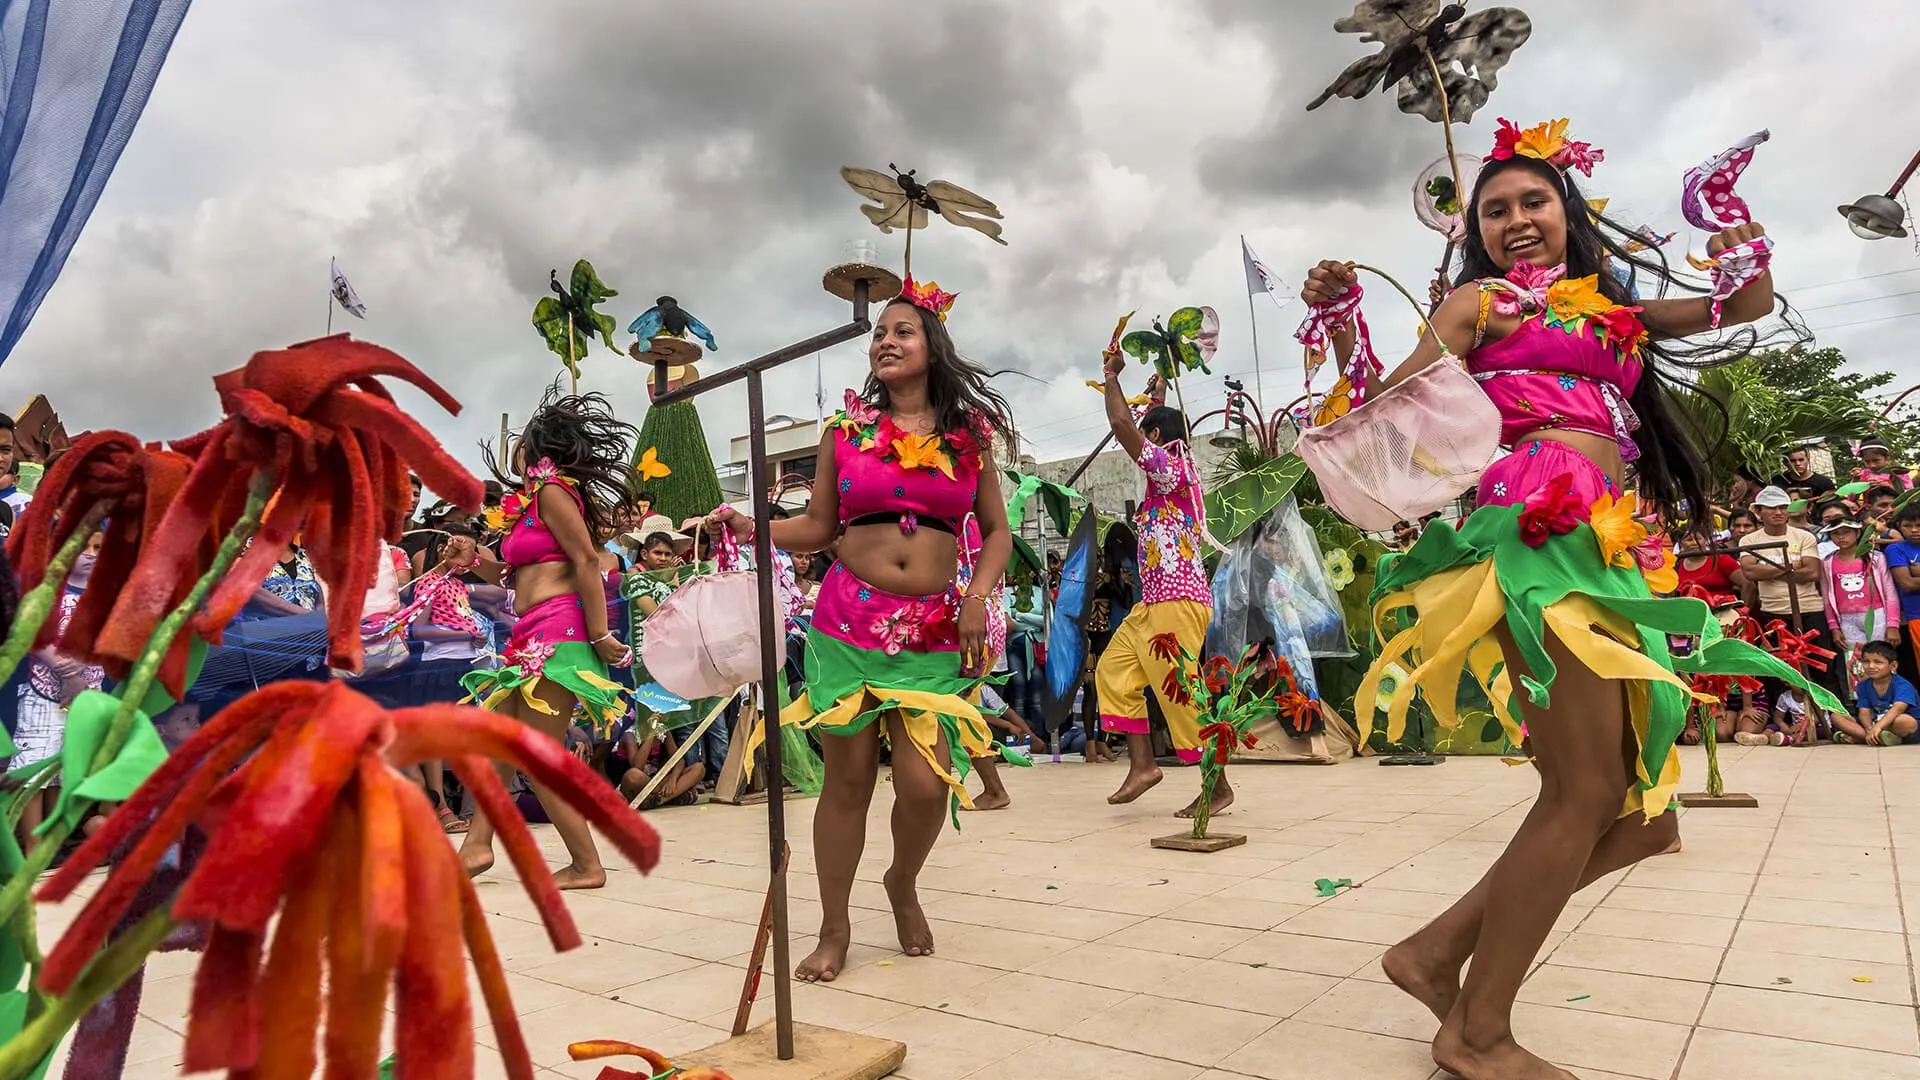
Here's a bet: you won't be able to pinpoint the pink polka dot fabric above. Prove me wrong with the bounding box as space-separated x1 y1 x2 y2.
1135 443 1213 607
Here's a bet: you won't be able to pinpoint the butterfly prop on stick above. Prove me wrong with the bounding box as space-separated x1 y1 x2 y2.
1310 1 1533 282
532 260 621 392
1681 130 1774 328
840 163 1005 276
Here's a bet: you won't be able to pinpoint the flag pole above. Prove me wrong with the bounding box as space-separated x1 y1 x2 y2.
326 259 334 336
1246 287 1263 413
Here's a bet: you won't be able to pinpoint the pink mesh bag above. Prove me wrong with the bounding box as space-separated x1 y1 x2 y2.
1296 353 1502 531
639 526 762 699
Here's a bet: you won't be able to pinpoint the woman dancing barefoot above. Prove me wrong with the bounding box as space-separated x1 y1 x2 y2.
1300 119 1838 1079
711 276 1016 982
457 387 636 889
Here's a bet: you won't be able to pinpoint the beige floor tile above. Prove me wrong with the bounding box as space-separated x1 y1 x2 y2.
1599 884 1747 919
1716 947 1916 1005
827 955 1003 1008
1218 1019 1439 1080
1508 1001 1691 1079
1281 906 1431 947
966 1036 1205 1080
1020 941 1205 993
608 962 759 1022
932 971 1133 1035
1701 984 1920 1056
1292 978 1440 1043
861 1007 1041 1080
1518 965 1711 1025
1141 958 1339 1018
1230 931 1387 978
1678 1027 1920 1080
476 996 686 1067
710 979 916 1032
1204 898 1313 931
920 892 1142 938
1064 994 1279 1066
1546 932 1726 983
1575 907 1738 948
1732 919 1906 963
1751 873 1902 905
516 940 708 996
1621 864 1757 894
929 921 1080 972
1097 917 1261 959
1319 887 1455 920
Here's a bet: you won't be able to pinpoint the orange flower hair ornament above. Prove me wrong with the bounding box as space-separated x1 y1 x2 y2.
899 274 958 322
1485 118 1604 178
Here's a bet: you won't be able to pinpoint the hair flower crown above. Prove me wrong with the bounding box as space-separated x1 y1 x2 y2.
900 274 958 322
1485 118 1604 177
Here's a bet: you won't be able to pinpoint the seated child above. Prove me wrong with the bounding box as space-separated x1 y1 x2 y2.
1761 684 1816 746
1834 640 1920 745
1856 439 1912 492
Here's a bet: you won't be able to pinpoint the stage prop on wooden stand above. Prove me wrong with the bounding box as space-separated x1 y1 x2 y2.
641 247 904 1073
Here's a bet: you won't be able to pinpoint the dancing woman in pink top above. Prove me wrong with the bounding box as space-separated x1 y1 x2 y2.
1298 119 1840 1080
708 276 1018 984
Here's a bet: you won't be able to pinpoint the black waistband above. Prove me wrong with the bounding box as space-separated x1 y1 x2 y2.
848 511 957 535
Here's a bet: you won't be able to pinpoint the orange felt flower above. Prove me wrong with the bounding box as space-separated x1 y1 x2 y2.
37 681 660 1080
891 433 955 479
1544 275 1614 324
1588 491 1646 570
1513 118 1570 163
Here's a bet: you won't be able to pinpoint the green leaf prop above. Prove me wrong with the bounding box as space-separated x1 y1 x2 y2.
1003 470 1081 535
1204 455 1308 544
41 690 167 835
531 260 621 381
1121 306 1218 380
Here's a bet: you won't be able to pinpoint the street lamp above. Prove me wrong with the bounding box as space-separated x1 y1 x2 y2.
1838 148 1920 240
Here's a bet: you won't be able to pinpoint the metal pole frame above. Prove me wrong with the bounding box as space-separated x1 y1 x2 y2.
648 280 877 1061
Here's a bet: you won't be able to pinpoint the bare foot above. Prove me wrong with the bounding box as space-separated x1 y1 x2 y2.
796 929 850 983
1175 777 1234 819
1661 835 1683 855
1108 767 1163 804
1381 939 1461 1023
884 868 935 957
966 791 1012 811
1433 1023 1578 1080
460 843 495 878
552 864 606 890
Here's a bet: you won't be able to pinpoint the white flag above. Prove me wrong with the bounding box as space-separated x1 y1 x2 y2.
1241 236 1283 304
330 257 367 319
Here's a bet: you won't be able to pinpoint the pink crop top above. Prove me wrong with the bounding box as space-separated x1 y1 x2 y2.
497 473 586 567
827 390 986 536
1465 270 1649 462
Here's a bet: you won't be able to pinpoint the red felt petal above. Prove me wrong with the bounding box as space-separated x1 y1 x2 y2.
393 778 474 1080
448 757 580 951
182 924 265 1072
458 869 536 1080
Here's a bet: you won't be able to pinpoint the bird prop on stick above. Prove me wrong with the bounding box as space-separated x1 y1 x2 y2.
627 296 718 353
840 163 1006 274
532 260 621 392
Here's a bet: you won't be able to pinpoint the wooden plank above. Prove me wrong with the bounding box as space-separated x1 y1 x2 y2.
711 695 757 805
1676 792 1761 809
1150 832 1249 853
679 1022 906 1080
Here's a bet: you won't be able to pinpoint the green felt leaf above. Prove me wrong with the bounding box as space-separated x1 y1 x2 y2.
134 636 207 719
1120 330 1169 371
0 726 11 759
1479 715 1505 745
1 822 23 992
1835 481 1872 497
1203 455 1307 544
41 690 166 835
1165 306 1206 341
0 989 54 1080
1003 471 1081 536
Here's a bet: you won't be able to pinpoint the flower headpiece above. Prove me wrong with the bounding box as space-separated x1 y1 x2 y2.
899 274 958 322
1485 118 1604 178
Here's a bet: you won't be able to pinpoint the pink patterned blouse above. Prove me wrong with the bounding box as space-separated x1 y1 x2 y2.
1135 442 1212 606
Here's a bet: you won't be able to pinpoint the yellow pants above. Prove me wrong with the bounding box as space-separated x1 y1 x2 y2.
1094 600 1211 761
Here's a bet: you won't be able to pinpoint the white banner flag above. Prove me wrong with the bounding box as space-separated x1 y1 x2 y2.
1241 236 1286 306
330 257 367 319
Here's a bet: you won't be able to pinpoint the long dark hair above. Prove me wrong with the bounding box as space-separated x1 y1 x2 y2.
1455 155 1805 523
861 299 1017 454
483 383 636 539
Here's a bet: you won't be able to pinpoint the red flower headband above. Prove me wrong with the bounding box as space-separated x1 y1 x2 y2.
1485 118 1604 178
899 274 958 322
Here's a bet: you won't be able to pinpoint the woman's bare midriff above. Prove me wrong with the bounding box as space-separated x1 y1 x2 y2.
836 522 959 598
510 561 577 615
1519 427 1625 489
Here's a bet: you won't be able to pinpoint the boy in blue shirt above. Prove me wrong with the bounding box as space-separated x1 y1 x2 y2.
1882 504 1920 685
1835 640 1920 745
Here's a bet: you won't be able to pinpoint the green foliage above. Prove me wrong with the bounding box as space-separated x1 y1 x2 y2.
531 260 621 380
1668 343 1903 498
1203 453 1307 544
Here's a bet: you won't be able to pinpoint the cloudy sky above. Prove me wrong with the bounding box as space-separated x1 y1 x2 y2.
7 0 1920 476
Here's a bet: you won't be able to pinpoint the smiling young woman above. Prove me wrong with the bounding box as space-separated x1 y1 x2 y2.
1300 119 1842 1080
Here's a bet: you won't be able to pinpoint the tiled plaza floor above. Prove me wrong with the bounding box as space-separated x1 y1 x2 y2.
46 742 1920 1079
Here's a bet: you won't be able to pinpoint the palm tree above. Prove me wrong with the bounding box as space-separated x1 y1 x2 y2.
1667 358 1882 498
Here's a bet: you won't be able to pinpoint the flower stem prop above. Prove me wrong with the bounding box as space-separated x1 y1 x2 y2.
1163 644 1293 840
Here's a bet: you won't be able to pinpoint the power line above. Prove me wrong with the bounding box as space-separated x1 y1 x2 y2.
1806 308 1920 334
1785 265 1920 293
1796 286 1920 314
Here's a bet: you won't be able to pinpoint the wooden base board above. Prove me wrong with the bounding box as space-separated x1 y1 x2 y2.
680 1021 906 1080
1676 791 1761 808
1150 832 1248 852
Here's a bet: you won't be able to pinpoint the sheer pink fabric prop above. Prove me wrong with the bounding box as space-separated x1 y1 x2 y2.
1295 354 1503 531
1682 129 1774 328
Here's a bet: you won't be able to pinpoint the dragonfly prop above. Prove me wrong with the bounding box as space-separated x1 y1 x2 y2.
1120 307 1219 382
840 164 1006 274
532 260 621 389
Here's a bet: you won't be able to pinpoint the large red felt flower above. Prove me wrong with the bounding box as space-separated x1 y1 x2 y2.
1277 690 1321 733
111 336 484 686
1201 655 1235 694
1148 632 1182 663
4 432 206 688
1689 672 1761 701
1517 473 1583 547
1159 668 1193 707
1591 304 1648 358
1763 619 1836 674
37 681 659 1080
